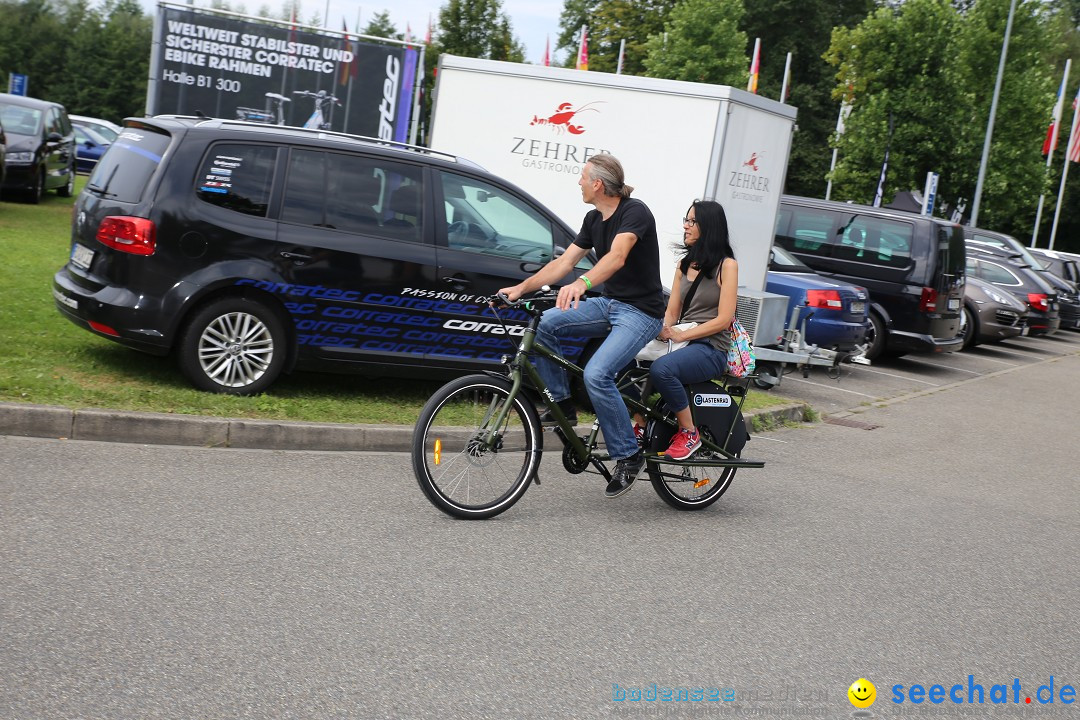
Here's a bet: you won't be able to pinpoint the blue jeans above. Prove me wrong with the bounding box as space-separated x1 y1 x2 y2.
649 341 728 415
533 297 663 461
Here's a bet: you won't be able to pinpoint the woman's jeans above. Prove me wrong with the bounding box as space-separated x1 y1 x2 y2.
649 341 728 416
533 297 663 461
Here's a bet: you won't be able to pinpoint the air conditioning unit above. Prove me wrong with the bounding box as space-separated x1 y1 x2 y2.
736 289 789 347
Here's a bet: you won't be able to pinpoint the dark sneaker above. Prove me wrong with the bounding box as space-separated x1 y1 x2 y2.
540 398 578 426
606 451 645 498
664 427 701 461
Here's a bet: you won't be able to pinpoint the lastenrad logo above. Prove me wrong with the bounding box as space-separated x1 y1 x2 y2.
530 101 604 135
694 393 731 408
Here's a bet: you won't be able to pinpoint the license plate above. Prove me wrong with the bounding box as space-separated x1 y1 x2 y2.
850 301 865 314
70 243 95 270
948 298 960 310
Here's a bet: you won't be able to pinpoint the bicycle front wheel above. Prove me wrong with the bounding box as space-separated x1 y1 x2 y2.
412 374 542 519
646 426 737 511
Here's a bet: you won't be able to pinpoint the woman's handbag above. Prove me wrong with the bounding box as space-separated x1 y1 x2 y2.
635 322 698 362
635 269 707 363
726 318 756 378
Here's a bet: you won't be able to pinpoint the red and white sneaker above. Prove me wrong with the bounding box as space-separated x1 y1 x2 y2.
633 423 646 446
664 427 701 461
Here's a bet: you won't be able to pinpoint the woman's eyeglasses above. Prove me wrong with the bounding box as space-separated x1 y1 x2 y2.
682 217 698 226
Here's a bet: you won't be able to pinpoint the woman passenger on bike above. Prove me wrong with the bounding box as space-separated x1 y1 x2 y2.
645 200 739 461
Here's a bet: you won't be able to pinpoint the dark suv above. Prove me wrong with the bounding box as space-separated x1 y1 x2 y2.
53 117 592 394
0 93 76 202
774 196 965 359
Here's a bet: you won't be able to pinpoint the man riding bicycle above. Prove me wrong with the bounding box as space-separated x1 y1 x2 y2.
497 154 665 499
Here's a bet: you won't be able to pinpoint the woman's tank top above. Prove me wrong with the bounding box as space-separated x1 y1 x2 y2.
678 263 732 352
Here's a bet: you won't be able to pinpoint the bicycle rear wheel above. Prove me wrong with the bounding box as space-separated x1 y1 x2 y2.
646 424 737 511
412 374 542 519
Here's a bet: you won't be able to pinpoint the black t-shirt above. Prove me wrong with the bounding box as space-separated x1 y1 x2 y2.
573 197 666 319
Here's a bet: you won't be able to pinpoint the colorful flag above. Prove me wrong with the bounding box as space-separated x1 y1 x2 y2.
747 38 761 94
425 15 432 45
1068 85 1080 163
576 25 589 71
1042 70 1068 156
405 23 413 45
542 35 550 67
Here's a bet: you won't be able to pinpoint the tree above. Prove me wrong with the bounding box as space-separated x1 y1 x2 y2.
739 0 874 197
642 0 747 85
585 0 677 75
435 0 525 62
362 9 402 41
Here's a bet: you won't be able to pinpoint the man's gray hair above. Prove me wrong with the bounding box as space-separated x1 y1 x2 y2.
586 153 633 198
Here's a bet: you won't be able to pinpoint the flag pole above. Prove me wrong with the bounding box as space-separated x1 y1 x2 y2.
780 52 792 104
616 39 626 75
970 0 1018 229
1049 81 1080 250
825 96 852 201
747 38 761 94
1032 59 1070 247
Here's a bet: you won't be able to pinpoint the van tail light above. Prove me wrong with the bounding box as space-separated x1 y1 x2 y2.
806 289 843 309
1028 293 1049 312
919 287 939 312
96 216 156 256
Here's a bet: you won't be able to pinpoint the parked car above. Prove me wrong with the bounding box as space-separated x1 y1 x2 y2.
0 113 7 192
69 114 121 143
0 93 76 202
774 196 965 360
1029 247 1080 290
53 116 596 395
72 124 111 174
960 276 1027 349
965 227 1080 330
965 242 1060 336
765 245 870 352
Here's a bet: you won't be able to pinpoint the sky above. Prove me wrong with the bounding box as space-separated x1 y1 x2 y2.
142 0 566 66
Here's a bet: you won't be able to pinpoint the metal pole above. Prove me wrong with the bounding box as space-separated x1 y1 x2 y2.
1032 59 1071 247
970 0 1018 229
780 52 792 104
825 100 850 202
410 44 425 146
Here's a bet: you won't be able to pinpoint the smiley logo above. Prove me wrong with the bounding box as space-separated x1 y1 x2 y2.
848 678 876 708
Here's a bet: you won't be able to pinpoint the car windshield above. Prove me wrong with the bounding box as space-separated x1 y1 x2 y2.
74 125 110 145
0 103 43 135
770 244 814 271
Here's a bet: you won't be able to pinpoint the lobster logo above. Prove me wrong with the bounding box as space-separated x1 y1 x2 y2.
530 101 604 135
742 152 763 172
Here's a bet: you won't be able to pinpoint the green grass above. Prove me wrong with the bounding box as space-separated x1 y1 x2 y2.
0 177 801 425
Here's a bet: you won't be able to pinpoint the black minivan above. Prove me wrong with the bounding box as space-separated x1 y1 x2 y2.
774 196 965 359
0 93 76 202
53 116 594 395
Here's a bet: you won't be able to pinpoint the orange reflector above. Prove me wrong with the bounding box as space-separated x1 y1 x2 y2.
434 438 442 465
693 478 711 489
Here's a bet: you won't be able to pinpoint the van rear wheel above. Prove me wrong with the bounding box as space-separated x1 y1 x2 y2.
178 297 287 395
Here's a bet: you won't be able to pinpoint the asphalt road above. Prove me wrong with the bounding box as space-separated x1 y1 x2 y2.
2 334 1079 720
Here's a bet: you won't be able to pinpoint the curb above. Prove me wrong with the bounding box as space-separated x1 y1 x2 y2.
0 401 812 451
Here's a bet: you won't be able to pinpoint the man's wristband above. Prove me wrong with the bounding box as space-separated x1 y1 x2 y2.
580 275 593 290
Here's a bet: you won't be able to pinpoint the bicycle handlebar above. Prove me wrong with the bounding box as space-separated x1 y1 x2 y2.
491 286 560 317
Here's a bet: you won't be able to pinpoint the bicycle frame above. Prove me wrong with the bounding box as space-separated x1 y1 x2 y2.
484 305 764 476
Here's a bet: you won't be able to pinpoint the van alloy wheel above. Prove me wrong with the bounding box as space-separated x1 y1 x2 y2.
178 297 287 395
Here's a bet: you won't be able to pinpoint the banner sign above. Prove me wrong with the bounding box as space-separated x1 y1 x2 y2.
149 5 417 143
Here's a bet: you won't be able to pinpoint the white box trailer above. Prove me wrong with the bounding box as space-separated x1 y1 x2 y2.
428 55 798 294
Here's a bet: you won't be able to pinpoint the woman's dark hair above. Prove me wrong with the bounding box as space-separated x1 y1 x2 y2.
678 199 735 278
